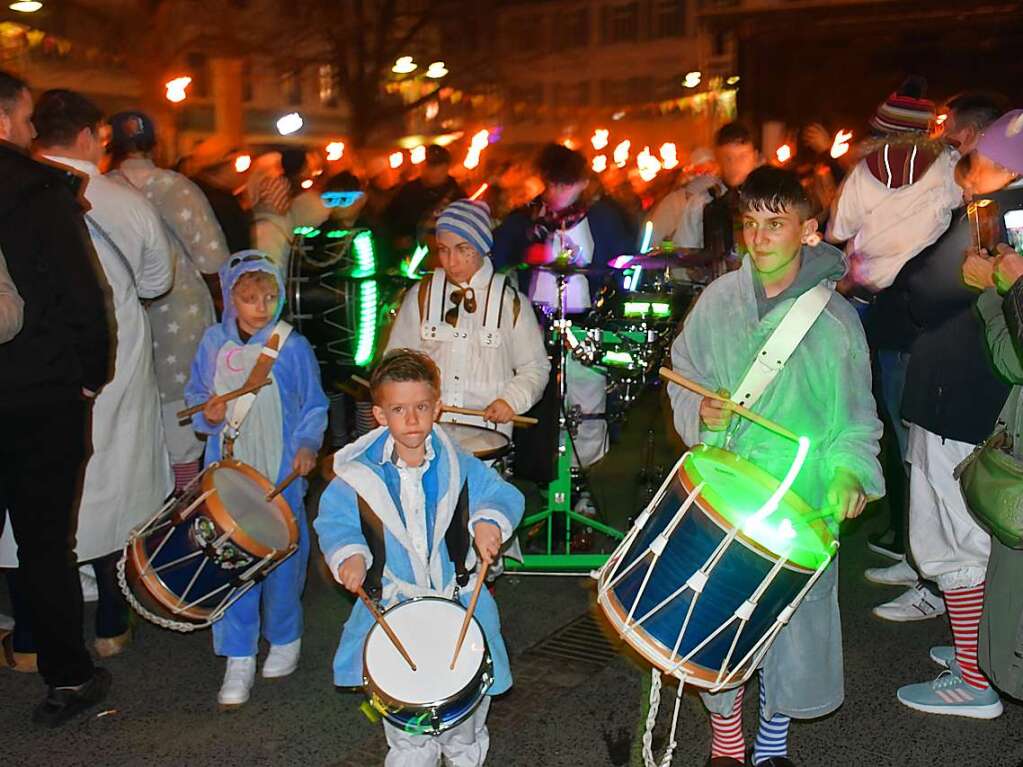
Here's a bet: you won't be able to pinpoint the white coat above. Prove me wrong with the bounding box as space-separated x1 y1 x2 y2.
386 257 550 437
1 155 174 564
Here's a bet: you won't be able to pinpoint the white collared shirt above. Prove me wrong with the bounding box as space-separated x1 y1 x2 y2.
381 433 436 567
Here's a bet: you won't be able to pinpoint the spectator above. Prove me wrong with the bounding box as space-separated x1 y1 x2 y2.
188 135 252 255
0 89 174 661
384 144 465 252
0 69 112 724
107 110 231 493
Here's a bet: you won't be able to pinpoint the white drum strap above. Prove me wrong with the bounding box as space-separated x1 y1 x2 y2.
426 270 450 324
643 668 686 767
227 320 293 435
731 284 831 409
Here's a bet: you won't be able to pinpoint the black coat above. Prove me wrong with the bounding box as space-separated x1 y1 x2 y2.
900 185 1023 444
0 144 112 405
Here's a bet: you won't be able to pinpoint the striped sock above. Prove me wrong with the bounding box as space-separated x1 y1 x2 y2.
752 674 791 765
709 684 745 760
172 460 201 493
945 583 988 690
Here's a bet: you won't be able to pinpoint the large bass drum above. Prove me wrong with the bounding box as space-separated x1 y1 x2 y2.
287 227 405 387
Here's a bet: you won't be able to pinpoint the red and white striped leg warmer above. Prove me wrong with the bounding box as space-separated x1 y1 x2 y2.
945 583 988 690
709 684 745 760
173 460 201 493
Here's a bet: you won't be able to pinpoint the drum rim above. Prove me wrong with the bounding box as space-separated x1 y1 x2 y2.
598 587 741 688
681 446 835 571
204 459 299 558
362 596 492 716
125 536 210 623
438 421 512 461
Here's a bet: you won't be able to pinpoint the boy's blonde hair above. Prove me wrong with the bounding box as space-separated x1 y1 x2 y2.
232 270 278 295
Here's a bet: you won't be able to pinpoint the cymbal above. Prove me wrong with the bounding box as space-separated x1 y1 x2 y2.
536 262 592 276
610 249 715 270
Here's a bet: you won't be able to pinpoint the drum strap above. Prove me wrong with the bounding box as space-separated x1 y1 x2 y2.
730 284 831 409
444 481 472 588
356 493 387 599
224 320 293 457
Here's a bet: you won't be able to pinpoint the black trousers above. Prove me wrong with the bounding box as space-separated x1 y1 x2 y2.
0 398 94 687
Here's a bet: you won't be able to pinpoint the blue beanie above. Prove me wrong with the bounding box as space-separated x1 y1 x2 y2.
436 200 493 256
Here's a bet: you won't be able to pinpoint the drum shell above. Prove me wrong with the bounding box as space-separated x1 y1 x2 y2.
363 597 494 736
124 460 298 625
598 450 833 689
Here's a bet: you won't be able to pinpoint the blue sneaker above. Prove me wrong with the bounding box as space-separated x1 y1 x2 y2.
897 671 1003 719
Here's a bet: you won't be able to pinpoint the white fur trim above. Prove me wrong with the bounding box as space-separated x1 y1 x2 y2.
327 544 372 585
470 509 514 543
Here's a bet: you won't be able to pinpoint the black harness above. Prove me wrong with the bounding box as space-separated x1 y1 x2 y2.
356 480 473 600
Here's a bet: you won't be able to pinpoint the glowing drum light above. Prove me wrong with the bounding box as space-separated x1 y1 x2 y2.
276 112 304 136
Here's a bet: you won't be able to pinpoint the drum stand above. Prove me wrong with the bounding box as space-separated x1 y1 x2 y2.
508 269 624 572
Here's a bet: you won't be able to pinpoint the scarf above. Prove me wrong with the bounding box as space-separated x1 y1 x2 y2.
526 194 590 244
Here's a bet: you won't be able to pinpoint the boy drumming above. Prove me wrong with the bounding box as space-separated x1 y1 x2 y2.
315 349 523 766
667 167 883 767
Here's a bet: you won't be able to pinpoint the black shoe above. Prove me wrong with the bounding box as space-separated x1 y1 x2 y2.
32 667 111 727
867 529 903 560
754 758 797 767
707 758 745 767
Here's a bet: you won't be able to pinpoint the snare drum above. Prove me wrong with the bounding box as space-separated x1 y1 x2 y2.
597 445 836 690
120 459 299 631
364 597 493 736
439 422 512 463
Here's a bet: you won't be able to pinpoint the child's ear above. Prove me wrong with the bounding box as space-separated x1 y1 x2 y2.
372 405 387 427
432 398 442 422
801 218 821 246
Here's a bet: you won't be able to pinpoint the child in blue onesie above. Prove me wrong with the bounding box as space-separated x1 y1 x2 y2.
315 349 523 767
184 250 327 707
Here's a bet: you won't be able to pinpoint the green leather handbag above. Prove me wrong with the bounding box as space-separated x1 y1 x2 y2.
955 427 1023 549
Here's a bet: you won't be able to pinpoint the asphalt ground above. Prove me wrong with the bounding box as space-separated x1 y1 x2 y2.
3 387 1022 767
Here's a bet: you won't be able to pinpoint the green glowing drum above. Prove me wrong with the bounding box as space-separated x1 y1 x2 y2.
597 445 837 690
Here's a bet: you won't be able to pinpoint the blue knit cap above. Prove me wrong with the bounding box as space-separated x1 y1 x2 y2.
436 200 493 256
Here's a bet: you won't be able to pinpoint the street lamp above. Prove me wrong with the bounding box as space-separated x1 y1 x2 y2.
164 76 191 104
392 56 417 75
276 112 303 136
683 71 702 89
425 61 448 79
8 1 43 12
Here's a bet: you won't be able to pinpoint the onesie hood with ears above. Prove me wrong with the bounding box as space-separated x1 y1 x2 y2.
219 250 287 343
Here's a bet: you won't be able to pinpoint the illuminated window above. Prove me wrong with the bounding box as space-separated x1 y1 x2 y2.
319 64 338 108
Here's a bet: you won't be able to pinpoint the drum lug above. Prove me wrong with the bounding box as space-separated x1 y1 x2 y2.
429 707 442 733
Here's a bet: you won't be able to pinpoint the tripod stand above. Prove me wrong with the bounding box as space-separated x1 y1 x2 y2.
508 267 624 572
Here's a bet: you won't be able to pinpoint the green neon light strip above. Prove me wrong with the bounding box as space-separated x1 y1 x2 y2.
352 230 376 277
623 301 650 316
601 350 634 367
354 280 378 366
407 244 429 277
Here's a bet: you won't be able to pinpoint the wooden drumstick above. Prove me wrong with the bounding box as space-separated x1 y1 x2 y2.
266 467 302 501
351 374 370 388
658 367 800 443
441 405 538 427
356 586 417 672
176 378 272 420
450 558 490 670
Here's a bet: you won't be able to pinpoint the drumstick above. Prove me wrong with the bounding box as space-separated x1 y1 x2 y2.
176 379 272 420
441 405 538 427
266 467 302 501
658 367 799 443
356 586 417 672
351 374 370 388
450 558 490 670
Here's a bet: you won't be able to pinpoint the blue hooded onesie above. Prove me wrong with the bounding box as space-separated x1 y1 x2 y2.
184 250 328 657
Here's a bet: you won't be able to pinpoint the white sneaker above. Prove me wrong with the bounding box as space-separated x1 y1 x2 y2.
873 584 946 622
262 638 301 679
218 656 256 706
864 557 918 587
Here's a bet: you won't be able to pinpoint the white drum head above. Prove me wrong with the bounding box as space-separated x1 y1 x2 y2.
211 466 291 550
439 423 510 457
366 599 486 705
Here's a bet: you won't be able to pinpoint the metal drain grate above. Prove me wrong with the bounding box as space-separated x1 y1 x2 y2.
524 611 621 668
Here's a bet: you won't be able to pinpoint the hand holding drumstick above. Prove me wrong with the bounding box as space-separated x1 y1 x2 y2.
336 554 417 672
450 521 502 669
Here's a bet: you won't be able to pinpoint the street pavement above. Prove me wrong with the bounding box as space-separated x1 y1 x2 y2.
3 390 1022 766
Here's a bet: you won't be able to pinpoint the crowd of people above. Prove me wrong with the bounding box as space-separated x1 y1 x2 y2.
1 61 1023 767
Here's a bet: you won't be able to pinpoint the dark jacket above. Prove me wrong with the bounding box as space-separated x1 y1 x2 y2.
0 143 111 405
384 176 465 243
900 186 1023 444
192 177 251 254
491 197 631 297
